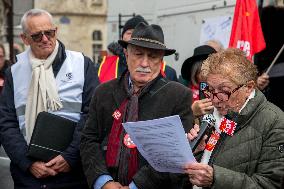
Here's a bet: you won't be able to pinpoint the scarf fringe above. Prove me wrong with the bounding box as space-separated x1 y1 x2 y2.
48 98 63 111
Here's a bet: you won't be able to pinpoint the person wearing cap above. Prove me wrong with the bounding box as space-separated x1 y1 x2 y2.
98 15 178 83
181 45 216 117
80 22 193 189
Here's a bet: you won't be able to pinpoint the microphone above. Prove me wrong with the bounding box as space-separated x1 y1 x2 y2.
190 114 216 152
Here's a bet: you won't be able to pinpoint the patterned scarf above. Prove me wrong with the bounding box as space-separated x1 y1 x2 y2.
106 73 139 185
106 72 161 185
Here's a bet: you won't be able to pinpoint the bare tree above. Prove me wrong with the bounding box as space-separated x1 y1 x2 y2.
2 0 13 63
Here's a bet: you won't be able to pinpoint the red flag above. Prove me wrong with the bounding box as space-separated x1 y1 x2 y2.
229 0 266 60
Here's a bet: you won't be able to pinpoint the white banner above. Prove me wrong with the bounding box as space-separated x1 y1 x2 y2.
199 16 232 48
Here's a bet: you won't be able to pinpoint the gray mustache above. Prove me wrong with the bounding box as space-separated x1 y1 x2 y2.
135 67 151 73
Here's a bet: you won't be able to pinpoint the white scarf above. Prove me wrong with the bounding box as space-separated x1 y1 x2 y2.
25 41 63 143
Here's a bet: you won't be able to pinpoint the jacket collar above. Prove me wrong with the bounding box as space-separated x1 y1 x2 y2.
52 40 66 77
233 89 267 130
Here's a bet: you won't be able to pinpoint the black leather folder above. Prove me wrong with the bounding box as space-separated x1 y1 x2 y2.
27 111 76 162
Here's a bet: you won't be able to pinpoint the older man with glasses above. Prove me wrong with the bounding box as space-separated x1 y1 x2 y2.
0 8 99 189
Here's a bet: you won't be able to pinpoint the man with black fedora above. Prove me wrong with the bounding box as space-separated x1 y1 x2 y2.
80 22 193 189
98 15 178 83
98 15 148 83
181 45 216 117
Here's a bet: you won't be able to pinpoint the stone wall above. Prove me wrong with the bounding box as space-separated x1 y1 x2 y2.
35 0 107 62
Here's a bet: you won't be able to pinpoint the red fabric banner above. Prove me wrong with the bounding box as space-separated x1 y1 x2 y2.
229 0 266 60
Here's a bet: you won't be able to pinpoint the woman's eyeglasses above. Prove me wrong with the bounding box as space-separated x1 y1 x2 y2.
28 29 56 42
203 84 244 101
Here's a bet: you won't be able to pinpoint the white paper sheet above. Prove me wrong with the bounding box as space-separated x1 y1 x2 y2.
122 115 196 173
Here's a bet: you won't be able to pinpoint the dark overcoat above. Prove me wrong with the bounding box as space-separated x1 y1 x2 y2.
80 73 193 189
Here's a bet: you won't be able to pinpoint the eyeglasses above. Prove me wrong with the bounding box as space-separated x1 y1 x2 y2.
28 29 56 42
203 84 244 101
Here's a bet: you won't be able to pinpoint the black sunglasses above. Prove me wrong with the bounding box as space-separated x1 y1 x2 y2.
29 29 56 42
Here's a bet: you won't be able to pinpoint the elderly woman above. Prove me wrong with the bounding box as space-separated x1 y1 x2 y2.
185 48 284 189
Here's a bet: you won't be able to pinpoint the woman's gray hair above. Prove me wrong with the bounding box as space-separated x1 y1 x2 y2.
190 60 203 86
21 9 54 33
204 39 224 52
201 48 258 86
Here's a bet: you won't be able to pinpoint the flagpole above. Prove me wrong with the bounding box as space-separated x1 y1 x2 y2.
265 43 284 74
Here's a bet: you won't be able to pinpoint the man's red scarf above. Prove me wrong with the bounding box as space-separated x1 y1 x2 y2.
106 73 140 185
106 72 162 185
106 98 138 185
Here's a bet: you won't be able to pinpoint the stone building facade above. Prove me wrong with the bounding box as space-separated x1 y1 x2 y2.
35 0 107 63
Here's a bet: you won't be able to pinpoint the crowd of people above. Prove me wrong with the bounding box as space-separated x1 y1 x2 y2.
0 8 283 189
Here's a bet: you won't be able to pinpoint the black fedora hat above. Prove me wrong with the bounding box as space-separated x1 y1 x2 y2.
181 45 217 81
118 22 176 56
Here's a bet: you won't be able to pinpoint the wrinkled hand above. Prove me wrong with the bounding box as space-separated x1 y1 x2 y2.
184 163 213 187
187 124 207 153
257 73 269 90
191 99 214 117
29 161 57 178
45 155 71 173
102 181 123 189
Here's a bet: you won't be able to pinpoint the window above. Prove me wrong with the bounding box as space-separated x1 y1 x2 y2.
91 0 103 5
93 30 102 41
92 30 103 64
92 44 103 64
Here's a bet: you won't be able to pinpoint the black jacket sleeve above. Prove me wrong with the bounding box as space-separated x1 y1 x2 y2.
80 85 110 187
0 68 34 172
61 56 99 168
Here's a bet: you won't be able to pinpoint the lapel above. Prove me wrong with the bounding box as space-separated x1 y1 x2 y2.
112 71 128 109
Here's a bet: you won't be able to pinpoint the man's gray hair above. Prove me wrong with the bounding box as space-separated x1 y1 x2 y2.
21 9 54 33
204 39 224 52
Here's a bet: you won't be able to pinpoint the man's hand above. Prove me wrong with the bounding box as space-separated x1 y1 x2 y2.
191 99 214 117
257 73 269 90
187 124 207 154
45 155 71 173
102 181 123 189
184 163 213 187
29 161 57 178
